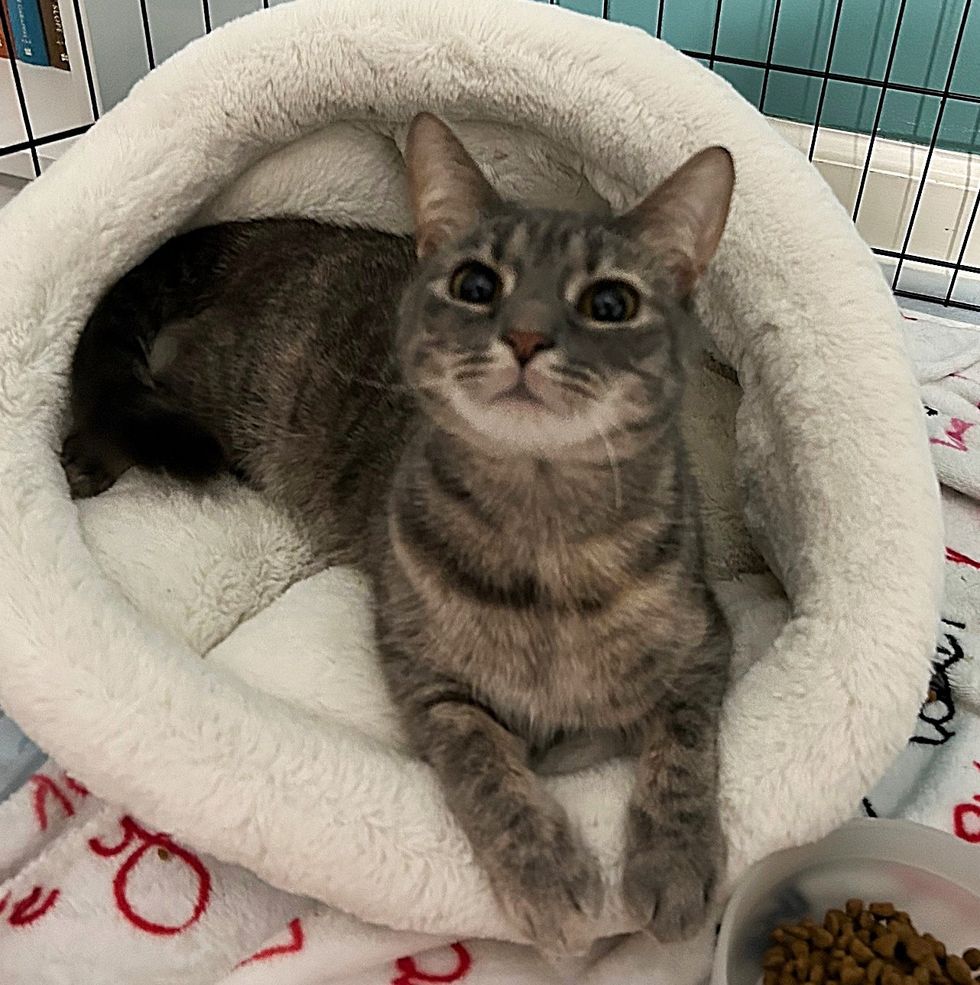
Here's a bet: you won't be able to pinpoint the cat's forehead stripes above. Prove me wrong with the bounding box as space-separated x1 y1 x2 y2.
483 212 625 279
502 220 531 259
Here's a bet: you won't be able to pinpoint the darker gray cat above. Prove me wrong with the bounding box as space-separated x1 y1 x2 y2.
63 113 735 954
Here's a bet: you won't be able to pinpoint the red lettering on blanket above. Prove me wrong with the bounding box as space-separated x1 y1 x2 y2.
29 775 77 831
87 816 211 935
952 762 980 844
63 774 89 798
28 772 89 832
930 418 975 452
946 547 980 569
236 918 305 966
0 893 9 916
392 943 473 985
7 886 60 926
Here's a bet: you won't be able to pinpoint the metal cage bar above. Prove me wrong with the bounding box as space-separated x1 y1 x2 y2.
808 0 846 162
139 0 156 70
891 0 974 291
851 0 908 224
708 0 724 70
70 0 100 122
0 0 40 175
757 0 782 114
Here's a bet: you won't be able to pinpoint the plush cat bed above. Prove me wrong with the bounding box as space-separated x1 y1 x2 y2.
0 0 943 946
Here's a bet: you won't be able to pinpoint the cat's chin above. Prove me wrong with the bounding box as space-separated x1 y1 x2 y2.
447 391 606 459
490 389 548 413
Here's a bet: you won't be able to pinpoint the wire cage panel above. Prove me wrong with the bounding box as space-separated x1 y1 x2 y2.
2 0 980 311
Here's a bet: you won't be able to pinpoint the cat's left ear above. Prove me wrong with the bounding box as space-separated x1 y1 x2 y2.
405 112 501 259
616 146 735 297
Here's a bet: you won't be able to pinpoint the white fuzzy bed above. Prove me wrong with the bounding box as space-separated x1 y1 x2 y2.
0 0 943 947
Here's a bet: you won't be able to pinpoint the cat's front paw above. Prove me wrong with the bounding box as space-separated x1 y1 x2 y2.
622 840 719 943
489 821 603 956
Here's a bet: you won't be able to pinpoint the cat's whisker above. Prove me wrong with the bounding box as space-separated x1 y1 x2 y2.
552 364 596 385
554 378 596 400
455 352 493 369
223 409 311 444
329 366 417 394
597 427 624 511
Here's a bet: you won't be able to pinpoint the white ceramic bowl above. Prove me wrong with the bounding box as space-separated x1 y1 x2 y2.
712 820 980 985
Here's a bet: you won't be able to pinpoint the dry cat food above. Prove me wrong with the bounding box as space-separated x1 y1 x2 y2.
763 899 980 985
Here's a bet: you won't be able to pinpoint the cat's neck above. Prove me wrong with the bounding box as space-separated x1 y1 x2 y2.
420 424 677 538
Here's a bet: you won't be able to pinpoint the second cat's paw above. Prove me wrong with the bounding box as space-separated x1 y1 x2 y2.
490 827 603 957
622 842 718 943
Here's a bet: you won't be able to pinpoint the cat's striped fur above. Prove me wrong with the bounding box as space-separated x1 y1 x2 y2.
63 114 735 953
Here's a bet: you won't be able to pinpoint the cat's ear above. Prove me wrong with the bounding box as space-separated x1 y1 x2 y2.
617 146 735 297
405 113 501 259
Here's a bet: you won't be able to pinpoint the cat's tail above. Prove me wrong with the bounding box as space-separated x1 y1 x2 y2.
62 274 224 499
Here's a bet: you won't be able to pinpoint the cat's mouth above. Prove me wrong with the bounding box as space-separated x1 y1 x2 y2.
489 379 548 411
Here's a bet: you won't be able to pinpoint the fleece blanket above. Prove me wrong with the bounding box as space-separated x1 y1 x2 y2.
0 310 972 985
0 0 943 968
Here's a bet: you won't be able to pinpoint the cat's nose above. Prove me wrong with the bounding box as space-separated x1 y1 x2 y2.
501 329 554 366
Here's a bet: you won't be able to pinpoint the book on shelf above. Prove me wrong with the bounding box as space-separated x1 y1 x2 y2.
1 0 50 66
38 0 69 70
1 0 70 69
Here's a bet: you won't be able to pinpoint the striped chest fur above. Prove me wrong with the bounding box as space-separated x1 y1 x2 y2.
375 428 714 740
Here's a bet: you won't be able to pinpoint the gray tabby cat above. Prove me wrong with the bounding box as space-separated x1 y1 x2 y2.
63 113 735 953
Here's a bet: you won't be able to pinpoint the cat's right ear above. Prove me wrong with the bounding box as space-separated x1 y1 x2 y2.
616 146 735 298
405 113 500 260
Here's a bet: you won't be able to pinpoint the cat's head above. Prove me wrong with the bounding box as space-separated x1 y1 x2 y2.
397 113 734 460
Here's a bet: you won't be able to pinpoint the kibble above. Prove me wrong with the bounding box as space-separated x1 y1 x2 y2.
946 956 973 985
763 902 980 985
851 940 876 964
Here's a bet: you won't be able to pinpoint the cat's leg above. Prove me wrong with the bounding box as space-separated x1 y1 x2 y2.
622 627 729 943
60 428 135 499
61 400 224 500
64 264 226 499
393 664 603 955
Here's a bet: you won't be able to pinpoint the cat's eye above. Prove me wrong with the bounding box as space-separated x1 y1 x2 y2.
449 262 501 307
577 280 640 324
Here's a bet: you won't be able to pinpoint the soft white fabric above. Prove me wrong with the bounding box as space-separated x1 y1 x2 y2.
0 313 968 985
863 316 980 835
0 0 942 950
0 765 703 985
902 309 980 384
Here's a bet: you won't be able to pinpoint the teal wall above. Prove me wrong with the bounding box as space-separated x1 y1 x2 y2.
86 0 980 155
549 0 980 154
